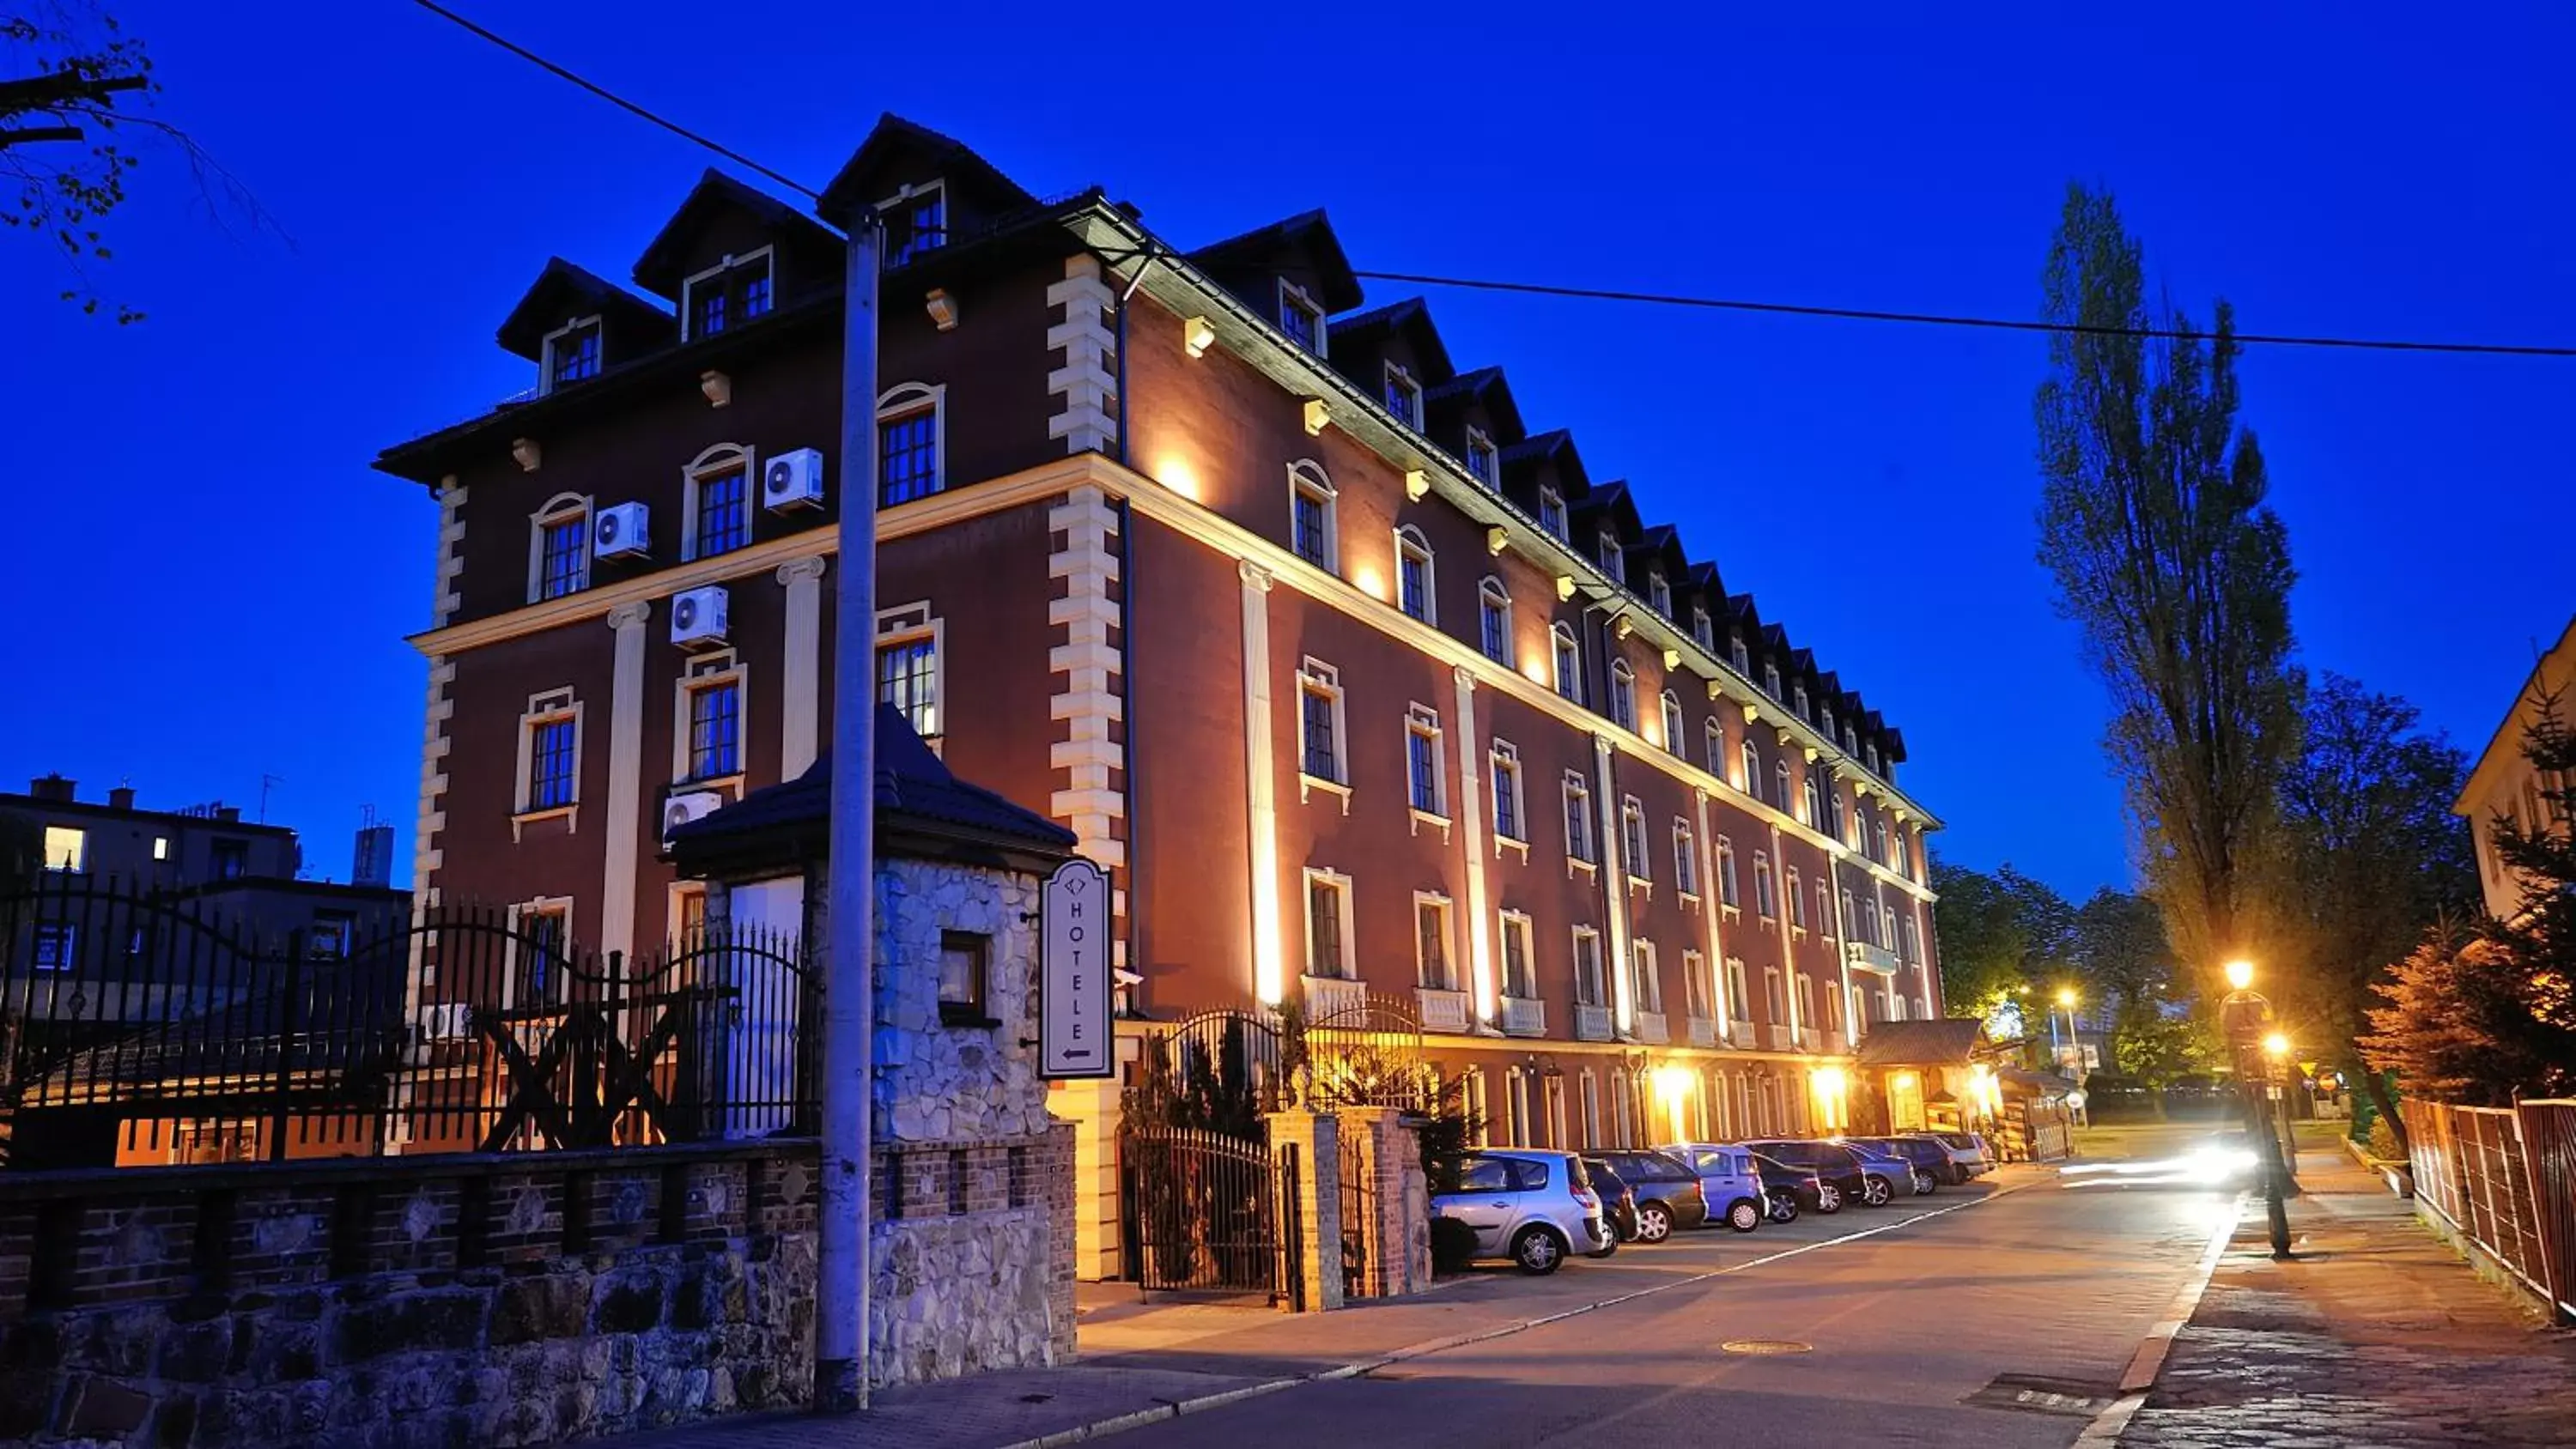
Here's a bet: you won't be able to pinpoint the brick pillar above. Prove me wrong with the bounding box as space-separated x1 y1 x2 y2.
1337 1107 1433 1298
1264 1110 1341 1313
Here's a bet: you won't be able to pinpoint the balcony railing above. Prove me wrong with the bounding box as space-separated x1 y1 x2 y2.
1844 940 1899 974
1501 996 1546 1037
1797 1026 1822 1052
1415 986 1471 1034
1303 973 1368 1020
1687 1016 1718 1048
1631 1009 1668 1045
1574 1003 1614 1042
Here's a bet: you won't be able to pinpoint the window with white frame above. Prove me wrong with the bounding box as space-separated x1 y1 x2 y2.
507 897 573 1005
1406 704 1447 817
1763 660 1782 699
1384 361 1423 428
1499 910 1536 997
1844 723 1858 754
1632 938 1662 1014
1596 525 1623 575
1490 739 1527 844
683 250 773 340
1298 658 1348 785
878 382 945 506
683 443 753 561
1660 690 1684 753
1764 965 1785 1023
1563 773 1597 865
1892 828 1911 876
1289 460 1338 569
679 654 744 783
1395 525 1435 623
1773 760 1792 814
1740 737 1760 793
1304 869 1354 979
876 603 943 744
1684 948 1710 1020
1464 427 1498 484
1792 682 1810 718
517 688 582 817
1867 742 1882 774
1415 894 1455 989
1278 280 1324 354
1572 927 1606 1006
1705 719 1727 778
1608 659 1637 731
1787 869 1807 930
1818 882 1835 937
1861 895 1882 946
1820 705 1835 741
1620 796 1649 882
1479 577 1512 664
1899 913 1919 963
1841 888 1859 938
1538 487 1567 540
1692 603 1714 651
1801 770 1821 828
1726 957 1751 1021
542 317 600 392
529 493 591 602
1647 570 1671 618
1753 851 1777 919
1717 838 1740 909
1552 623 1583 702
883 180 947 266
1674 819 1699 897
1580 1070 1601 1149
1730 630 1750 673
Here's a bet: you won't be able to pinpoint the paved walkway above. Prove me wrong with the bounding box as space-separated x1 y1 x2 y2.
2118 1138 2576 1448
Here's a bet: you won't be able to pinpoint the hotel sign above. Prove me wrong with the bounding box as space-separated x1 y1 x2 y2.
1040 858 1113 1079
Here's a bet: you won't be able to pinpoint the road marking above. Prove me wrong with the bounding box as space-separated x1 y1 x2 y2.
2072 1190 2244 1448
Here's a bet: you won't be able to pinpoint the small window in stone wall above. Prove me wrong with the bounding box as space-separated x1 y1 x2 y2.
939 930 993 1027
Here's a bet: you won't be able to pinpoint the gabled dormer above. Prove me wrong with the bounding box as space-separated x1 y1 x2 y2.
631 169 843 341
1571 482 1643 587
496 258 677 394
1425 366 1527 487
1185 209 1362 358
1499 429 1587 543
816 112 1040 268
1324 297 1455 433
1633 524 1689 621
1686 563 1728 652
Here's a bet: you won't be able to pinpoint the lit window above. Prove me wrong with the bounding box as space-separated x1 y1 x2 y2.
1620 797 1649 882
1609 660 1637 731
1801 771 1821 828
1298 659 1346 785
1774 760 1792 814
1492 739 1527 843
1674 821 1699 897
151 835 168 862
1596 526 1623 575
1552 623 1583 702
1661 691 1684 755
1538 488 1567 540
41 825 85 872
531 494 591 602
1479 578 1511 664
1396 525 1435 623
1499 911 1536 997
1717 840 1740 908
1706 720 1726 778
545 318 600 391
877 634 939 742
878 384 944 506
1754 852 1777 919
1464 427 1498 484
1289 461 1337 569
1564 773 1596 865
687 252 773 339
1631 939 1662 1014
1305 870 1352 979
1572 928 1606 1007
1415 895 1455 990
687 677 741 780
939 930 989 1025
32 924 75 971
1406 705 1446 816
1279 280 1323 354
1384 362 1423 428
885 182 947 267
1648 571 1671 618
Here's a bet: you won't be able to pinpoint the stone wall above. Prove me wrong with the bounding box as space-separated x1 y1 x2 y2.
866 858 1050 1143
869 1125 1077 1386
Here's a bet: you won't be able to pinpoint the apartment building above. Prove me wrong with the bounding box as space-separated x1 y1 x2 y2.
374 115 1945 1267
2458 614 2576 923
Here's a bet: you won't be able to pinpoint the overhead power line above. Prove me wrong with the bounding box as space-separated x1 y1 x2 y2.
404 0 2576 362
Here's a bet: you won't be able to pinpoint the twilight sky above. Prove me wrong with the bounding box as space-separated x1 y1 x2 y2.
3 2 2568 894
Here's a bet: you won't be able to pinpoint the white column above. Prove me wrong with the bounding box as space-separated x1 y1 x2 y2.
1771 820 1800 1038
1451 665 1496 1027
1594 733 1632 1034
600 601 653 961
1239 561 1285 1006
1694 786 1730 1040
776 556 827 779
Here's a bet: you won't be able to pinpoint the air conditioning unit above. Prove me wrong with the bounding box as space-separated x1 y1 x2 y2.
593 501 651 559
663 789 725 844
670 585 729 647
763 447 825 511
417 1002 474 1042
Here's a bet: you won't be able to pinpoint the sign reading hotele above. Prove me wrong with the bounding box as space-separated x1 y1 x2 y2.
1040 857 1113 1079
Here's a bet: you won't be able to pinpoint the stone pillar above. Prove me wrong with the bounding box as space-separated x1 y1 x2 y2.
1337 1107 1432 1299
1263 1109 1341 1313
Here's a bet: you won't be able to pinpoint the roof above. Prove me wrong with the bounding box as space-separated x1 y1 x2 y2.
1423 365 1527 441
1856 1017 1990 1067
1186 208 1363 314
631 168 842 300
1325 296 1455 383
668 705 1076 874
495 258 675 361
817 112 1038 224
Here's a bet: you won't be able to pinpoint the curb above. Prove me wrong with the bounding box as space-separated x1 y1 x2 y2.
2073 1190 2242 1447
996 1179 2038 1449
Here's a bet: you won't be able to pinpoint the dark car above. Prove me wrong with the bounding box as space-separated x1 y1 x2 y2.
1850 1136 1953 1190
1747 1147 1838 1216
1589 1149 1710 1242
1747 1139 1871 1210
1843 1138 1937 1197
1579 1156 1639 1252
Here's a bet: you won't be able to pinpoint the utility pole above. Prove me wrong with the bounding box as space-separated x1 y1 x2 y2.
815 206 883 1413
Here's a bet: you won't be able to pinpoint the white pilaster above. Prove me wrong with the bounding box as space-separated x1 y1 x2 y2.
1694 787 1730 1039
1046 256 1120 456
1240 560 1285 1006
1450 665 1496 1027
1775 822 1801 1038
1048 486 1129 972
776 556 827 779
1594 734 1632 1034
600 601 652 961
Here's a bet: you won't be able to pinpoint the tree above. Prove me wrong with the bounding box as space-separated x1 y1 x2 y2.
2472 692 2576 1051
2111 1003 2222 1088
1930 857 2077 1019
2033 182 2301 990
2360 931 2572 1105
2070 886 2174 1014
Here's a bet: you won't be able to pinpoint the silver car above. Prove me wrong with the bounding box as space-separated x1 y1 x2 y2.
1903 1130 1996 1181
1431 1149 1613 1274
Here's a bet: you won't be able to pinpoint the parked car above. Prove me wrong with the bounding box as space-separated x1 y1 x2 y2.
1579 1155 1640 1251
1746 1145 1844 1214
1848 1136 1949 1193
1588 1149 1710 1242
1431 1149 1613 1274
1655 1142 1770 1233
1844 1138 1936 1197
1902 1130 1996 1182
1747 1139 1872 1210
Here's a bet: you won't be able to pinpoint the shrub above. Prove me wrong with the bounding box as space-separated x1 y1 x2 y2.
2366 1115 2403 1163
1430 1216 1479 1275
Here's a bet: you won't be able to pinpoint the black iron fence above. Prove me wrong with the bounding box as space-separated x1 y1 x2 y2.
0 875 811 1171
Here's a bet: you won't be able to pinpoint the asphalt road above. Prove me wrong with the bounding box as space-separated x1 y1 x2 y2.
1114 1123 2233 1448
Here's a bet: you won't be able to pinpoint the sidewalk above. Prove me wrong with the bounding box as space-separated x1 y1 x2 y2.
2118 1137 2576 1448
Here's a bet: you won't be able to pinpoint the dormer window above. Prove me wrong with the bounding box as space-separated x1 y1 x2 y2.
1538 488 1568 540
1648 571 1671 618
1384 362 1423 428
1731 631 1750 673
1692 605 1714 652
1820 706 1835 740
1464 427 1498 484
883 181 947 268
1793 683 1810 718
1596 526 1622 575
684 250 774 340
1279 280 1324 355
542 318 601 393
1763 661 1782 699
1866 743 1881 774
1844 724 1859 755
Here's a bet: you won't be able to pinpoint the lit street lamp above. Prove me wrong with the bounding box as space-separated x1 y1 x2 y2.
2219 959 2295 1258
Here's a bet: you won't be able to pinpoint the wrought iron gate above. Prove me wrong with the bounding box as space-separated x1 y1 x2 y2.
1340 1124 1378 1300
1120 1127 1300 1305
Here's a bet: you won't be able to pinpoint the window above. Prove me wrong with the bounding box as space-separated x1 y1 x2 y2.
1729 631 1750 673
1844 724 1859 755
531 494 590 602
529 714 577 809
1801 770 1821 828
211 839 249 881
1753 852 1777 919
1705 720 1727 777
1572 928 1606 1006
1298 659 1347 785
1764 966 1786 1023
1842 889 1859 939
1874 818 1892 864
686 675 741 781
544 318 600 391
1415 895 1455 989
1487 739 1529 844
1717 839 1740 908
1726 958 1751 1021
1763 661 1782 699
672 884 708 947
1892 828 1911 876
1305 870 1352 979
40 825 84 872
1596 526 1623 575
1684 948 1710 1020
1819 882 1835 937
1406 704 1447 817
860 607 944 755
1620 797 1649 882
1740 738 1760 794
1395 525 1435 622
878 383 945 506
32 924 75 971
1608 660 1637 731
1793 683 1810 718
1500 911 1537 997
1278 280 1323 354
1564 773 1597 864
1289 461 1338 568
1773 761 1792 813
1866 743 1882 774
1479 578 1512 664
884 182 947 267
939 931 990 1025
1384 361 1423 428
1464 427 1498 484
1538 488 1567 540
1674 820 1699 897
1632 939 1662 1014
687 445 752 559
307 912 354 959
1862 896 1884 946
1899 914 1920 964
1820 706 1835 741
1581 1071 1601 1148
151 835 168 862
511 899 570 1003
1787 870 1807 930
685 251 773 339
1648 571 1672 618
1660 691 1684 754
1552 623 1583 702
1692 604 1714 651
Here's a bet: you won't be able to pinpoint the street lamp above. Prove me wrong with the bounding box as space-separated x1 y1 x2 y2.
2219 959 2295 1258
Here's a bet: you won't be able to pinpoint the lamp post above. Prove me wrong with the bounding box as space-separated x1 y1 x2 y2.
2220 959 2294 1259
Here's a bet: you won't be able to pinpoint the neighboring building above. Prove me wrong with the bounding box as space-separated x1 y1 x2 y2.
374 115 1945 1276
2458 614 2576 924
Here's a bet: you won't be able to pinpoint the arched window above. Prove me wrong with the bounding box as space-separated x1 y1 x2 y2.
1287 459 1337 569
1740 738 1760 794
683 442 753 561
1801 770 1821 828
1705 719 1726 777
1478 577 1512 664
528 491 592 603
1820 705 1835 741
1394 524 1435 623
1608 659 1637 731
1773 760 1791 813
1552 623 1583 702
1660 690 1684 754
1763 660 1783 699
878 382 945 505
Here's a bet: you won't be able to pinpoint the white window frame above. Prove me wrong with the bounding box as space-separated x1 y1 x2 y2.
1820 705 1836 741
1278 278 1327 356
1596 525 1623 575
1489 737 1529 858
1740 738 1760 794
1717 838 1741 912
1297 657 1352 808
1801 771 1821 828
1538 486 1568 540
1775 760 1793 813
1867 743 1882 774
679 246 776 342
538 314 602 395
1793 682 1810 718
1287 458 1340 571
1660 690 1684 755
526 491 593 603
1405 701 1450 834
1786 868 1807 932
671 649 750 788
513 686 584 839
1763 661 1782 699
667 880 709 949
1498 908 1537 998
1648 570 1672 618
1726 957 1752 1023
1478 576 1513 664
1463 425 1498 484
877 178 950 266
1384 360 1425 428
1684 947 1710 1021
1571 926 1606 1008
875 601 945 746
1692 603 1714 651
1303 867 1356 980
680 441 756 562
1754 850 1777 919
1551 622 1583 702
1394 524 1437 624
1674 819 1699 901
1413 891 1457 990
1632 938 1662 1015
500 895 575 1012
1563 771 1597 873
1620 795 1650 888
878 381 948 504
1608 659 1637 731
1706 719 1727 778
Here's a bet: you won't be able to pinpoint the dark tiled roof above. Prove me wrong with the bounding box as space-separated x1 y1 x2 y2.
632 168 841 298
1856 1017 1990 1066
817 112 1039 223
1423 366 1528 442
1187 209 1364 313
496 258 675 361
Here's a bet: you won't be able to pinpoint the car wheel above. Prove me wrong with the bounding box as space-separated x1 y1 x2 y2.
1635 1202 1673 1244
1814 1183 1844 1214
1862 1174 1893 1208
1727 1198 1763 1233
1765 1191 1800 1224
1911 1171 1936 1196
1512 1225 1566 1275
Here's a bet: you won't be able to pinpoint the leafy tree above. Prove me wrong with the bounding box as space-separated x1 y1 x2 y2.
2360 931 2573 1104
2071 887 2174 1015
2111 1001 2222 1088
2033 182 2301 991
1930 856 2029 1018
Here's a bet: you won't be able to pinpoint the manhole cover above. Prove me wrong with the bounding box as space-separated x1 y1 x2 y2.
1962 1374 2118 1417
1720 1339 1813 1355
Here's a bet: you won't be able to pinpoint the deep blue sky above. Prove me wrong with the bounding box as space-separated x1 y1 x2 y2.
5 3 2568 893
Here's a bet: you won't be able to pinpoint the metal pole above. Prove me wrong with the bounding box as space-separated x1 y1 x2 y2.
816 209 882 1413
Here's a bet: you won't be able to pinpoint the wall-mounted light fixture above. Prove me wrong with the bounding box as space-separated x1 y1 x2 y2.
1555 575 1577 602
1303 398 1329 436
511 438 542 472
925 288 960 331
1183 315 1216 359
1485 525 1508 556
1662 648 1681 670
1404 470 1430 502
699 371 732 408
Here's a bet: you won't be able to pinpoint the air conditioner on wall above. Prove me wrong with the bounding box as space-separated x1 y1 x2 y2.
664 789 725 844
593 501 651 559
670 585 728 647
763 447 825 511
